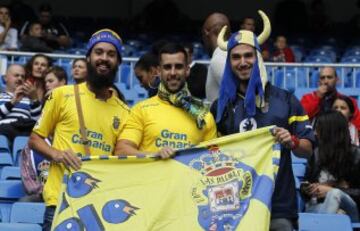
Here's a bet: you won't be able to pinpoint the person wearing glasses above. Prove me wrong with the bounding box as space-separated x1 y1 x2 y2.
300 66 360 130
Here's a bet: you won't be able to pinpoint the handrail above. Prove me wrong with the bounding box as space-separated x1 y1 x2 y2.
2 50 360 67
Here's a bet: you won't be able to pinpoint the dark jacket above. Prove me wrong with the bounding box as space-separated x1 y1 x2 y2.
302 145 360 207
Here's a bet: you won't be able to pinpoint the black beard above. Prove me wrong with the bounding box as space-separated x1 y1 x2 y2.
86 62 118 90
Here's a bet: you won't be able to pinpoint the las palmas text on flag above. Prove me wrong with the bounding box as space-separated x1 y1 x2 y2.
52 126 280 231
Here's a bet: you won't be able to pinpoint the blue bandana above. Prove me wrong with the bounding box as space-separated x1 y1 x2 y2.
86 29 123 58
216 32 265 122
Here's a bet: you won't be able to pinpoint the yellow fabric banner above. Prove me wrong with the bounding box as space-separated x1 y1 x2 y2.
52 126 280 231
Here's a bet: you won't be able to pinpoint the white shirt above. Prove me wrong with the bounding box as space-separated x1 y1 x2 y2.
205 47 227 103
0 25 18 50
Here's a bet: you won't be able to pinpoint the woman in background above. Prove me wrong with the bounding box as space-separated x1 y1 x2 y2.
332 95 359 146
301 110 360 222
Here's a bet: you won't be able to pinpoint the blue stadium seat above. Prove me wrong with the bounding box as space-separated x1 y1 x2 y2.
0 180 25 200
12 136 28 166
298 213 353 231
0 203 12 222
0 135 10 153
133 84 148 99
338 88 360 106
291 152 307 164
310 48 336 62
0 166 21 180
289 45 305 62
304 55 332 63
0 223 42 231
0 152 13 168
10 202 45 224
119 64 131 89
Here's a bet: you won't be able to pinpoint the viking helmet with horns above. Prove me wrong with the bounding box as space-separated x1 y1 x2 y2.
217 10 271 51
215 10 272 123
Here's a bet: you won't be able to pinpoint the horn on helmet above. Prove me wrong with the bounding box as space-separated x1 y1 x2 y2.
217 25 228 51
257 10 271 45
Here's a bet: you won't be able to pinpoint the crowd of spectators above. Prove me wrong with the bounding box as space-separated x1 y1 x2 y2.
0 2 359 230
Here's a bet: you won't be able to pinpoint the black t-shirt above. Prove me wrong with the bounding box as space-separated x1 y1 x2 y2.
211 84 315 219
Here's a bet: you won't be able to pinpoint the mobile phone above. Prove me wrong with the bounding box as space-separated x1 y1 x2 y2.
300 181 310 188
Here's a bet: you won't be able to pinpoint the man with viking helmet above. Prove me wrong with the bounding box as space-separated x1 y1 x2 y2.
210 10 315 231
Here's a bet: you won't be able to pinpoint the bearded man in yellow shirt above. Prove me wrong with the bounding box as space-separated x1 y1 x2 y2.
116 42 217 158
28 29 129 231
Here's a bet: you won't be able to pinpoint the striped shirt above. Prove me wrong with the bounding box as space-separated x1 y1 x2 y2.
0 92 42 125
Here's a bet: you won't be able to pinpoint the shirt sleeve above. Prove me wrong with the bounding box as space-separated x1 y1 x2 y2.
32 89 62 138
9 28 18 49
118 103 144 146
289 94 315 143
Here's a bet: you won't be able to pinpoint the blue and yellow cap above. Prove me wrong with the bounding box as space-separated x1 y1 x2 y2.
86 29 123 58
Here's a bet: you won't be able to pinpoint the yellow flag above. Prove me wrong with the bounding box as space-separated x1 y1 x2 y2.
52 126 280 231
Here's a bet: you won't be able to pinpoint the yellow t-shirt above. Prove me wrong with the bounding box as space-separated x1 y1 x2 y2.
33 83 129 206
119 95 217 153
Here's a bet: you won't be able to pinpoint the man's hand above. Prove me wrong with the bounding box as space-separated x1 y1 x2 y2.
10 85 25 105
273 127 293 149
316 83 328 98
51 149 82 171
156 147 175 159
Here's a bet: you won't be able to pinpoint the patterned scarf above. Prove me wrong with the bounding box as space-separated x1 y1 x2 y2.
157 82 209 129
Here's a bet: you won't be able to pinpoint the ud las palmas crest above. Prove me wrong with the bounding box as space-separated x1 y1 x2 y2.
178 144 271 231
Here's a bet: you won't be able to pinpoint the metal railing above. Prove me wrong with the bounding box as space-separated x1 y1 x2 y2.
1 50 360 89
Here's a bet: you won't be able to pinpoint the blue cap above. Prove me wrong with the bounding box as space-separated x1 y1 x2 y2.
86 29 123 58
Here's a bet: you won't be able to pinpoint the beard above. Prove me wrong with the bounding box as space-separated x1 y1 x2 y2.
86 61 118 90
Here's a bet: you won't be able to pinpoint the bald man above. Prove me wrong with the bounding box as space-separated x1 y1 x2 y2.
202 13 231 103
0 64 41 142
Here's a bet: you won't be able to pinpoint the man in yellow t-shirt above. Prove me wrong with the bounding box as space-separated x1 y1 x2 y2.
28 29 129 231
116 43 217 158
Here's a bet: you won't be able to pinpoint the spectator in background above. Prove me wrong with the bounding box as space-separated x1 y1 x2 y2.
301 110 360 222
0 64 41 144
333 95 359 146
301 66 360 130
20 21 53 53
240 16 255 32
202 12 230 103
44 66 67 99
24 54 53 102
183 42 208 99
271 35 295 62
72 58 87 84
20 67 67 203
20 3 71 50
0 5 18 51
134 52 160 97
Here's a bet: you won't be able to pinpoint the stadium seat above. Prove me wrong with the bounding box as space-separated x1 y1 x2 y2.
0 223 42 231
304 55 332 63
0 134 10 153
298 213 353 231
10 202 45 224
310 48 336 62
12 136 28 166
0 166 20 180
294 88 316 100
291 152 307 164
0 152 13 168
0 180 25 200
134 84 148 99
119 64 131 89
0 203 12 222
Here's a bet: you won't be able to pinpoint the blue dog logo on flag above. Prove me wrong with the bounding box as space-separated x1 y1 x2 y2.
189 146 254 230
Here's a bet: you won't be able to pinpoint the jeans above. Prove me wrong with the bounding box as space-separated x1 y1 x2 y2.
43 206 56 231
306 188 359 222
